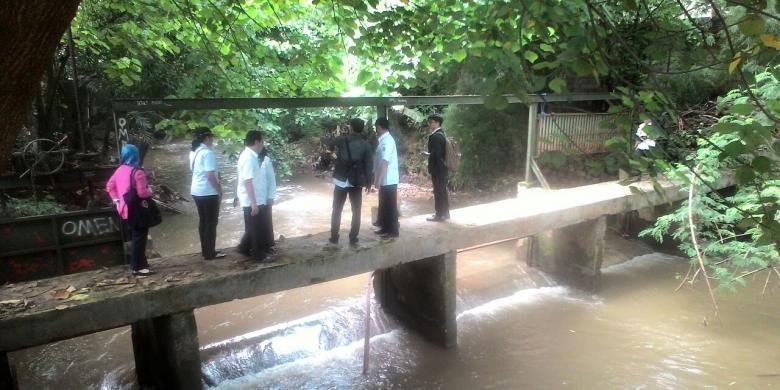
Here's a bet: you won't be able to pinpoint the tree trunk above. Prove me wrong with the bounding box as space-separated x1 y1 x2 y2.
0 0 82 173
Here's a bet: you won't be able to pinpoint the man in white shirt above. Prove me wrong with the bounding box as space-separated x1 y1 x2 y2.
369 118 400 237
189 128 224 260
259 148 277 253
236 130 270 262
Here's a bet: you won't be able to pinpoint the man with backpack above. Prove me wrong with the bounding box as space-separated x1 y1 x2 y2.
426 113 450 222
326 118 373 246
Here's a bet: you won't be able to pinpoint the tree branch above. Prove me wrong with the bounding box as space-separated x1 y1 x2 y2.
688 171 720 320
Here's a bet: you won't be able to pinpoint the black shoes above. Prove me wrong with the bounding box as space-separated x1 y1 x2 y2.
426 215 450 222
236 247 272 262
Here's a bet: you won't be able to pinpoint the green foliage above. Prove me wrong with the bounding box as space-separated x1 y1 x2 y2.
538 151 567 169
443 104 527 188
641 63 780 291
654 68 732 107
0 196 65 218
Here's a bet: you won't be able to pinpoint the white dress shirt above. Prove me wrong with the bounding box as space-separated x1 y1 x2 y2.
376 131 399 186
236 147 267 207
189 144 219 196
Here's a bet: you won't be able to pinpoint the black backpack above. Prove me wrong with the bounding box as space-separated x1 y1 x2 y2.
124 168 162 229
344 137 367 187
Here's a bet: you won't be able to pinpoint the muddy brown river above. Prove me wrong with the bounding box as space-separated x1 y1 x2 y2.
9 142 780 389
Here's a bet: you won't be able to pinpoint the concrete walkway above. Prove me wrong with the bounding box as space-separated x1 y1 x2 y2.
0 177 730 353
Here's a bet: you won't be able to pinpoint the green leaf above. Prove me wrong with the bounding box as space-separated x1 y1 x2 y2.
539 43 554 53
220 43 231 55
730 103 754 115
720 140 745 160
548 77 565 93
357 69 371 85
712 122 740 134
453 49 467 62
523 51 539 63
739 14 766 36
120 74 134 86
532 60 559 70
736 166 755 182
752 156 772 173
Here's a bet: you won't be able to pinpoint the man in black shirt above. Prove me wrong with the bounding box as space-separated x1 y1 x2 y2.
426 113 450 222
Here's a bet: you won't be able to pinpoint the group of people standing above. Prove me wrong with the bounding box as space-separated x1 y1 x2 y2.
325 117 401 246
107 113 452 275
325 113 451 246
190 128 278 263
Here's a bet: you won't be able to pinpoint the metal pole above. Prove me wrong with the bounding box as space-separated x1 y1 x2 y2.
524 103 538 183
112 111 120 159
361 275 372 375
67 26 85 153
376 105 388 119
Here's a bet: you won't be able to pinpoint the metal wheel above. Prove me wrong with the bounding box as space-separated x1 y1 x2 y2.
21 138 66 176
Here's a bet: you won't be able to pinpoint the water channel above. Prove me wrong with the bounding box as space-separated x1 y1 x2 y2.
10 142 780 389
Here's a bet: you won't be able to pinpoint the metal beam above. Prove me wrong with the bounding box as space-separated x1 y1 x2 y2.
111 93 616 112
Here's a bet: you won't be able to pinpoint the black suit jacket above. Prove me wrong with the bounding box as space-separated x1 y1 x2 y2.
427 129 447 176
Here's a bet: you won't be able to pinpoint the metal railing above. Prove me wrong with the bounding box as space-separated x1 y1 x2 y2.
534 113 625 157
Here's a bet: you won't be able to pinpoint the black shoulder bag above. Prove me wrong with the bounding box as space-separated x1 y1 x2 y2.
344 137 365 187
124 168 163 229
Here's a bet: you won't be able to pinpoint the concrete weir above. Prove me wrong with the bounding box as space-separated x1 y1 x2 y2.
0 177 733 388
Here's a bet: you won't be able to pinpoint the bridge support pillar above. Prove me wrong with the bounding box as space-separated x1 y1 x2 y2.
529 216 606 291
131 310 202 390
0 352 16 390
374 251 457 348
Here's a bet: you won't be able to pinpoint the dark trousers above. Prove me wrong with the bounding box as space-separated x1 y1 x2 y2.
377 184 399 235
193 195 220 259
238 206 268 261
124 221 149 271
431 170 450 218
264 204 275 252
331 186 362 242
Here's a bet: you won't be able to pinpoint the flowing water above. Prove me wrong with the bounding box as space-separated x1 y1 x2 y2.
9 143 780 389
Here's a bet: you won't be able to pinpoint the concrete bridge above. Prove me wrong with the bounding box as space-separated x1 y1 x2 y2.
0 177 731 389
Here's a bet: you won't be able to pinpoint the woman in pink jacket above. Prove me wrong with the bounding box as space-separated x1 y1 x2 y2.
107 144 155 276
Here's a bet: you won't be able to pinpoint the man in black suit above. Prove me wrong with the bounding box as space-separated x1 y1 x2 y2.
426 113 449 222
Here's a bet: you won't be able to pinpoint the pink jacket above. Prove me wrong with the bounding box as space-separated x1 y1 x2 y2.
106 165 153 220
